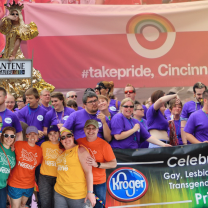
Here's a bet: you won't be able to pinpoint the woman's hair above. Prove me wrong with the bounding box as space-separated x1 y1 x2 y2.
169 99 183 110
151 90 165 104
51 92 66 107
119 98 134 112
100 81 114 96
10 9 30 35
66 100 78 108
97 95 108 103
0 126 16 144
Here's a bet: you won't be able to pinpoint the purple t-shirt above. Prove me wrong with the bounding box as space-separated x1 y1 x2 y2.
142 105 147 120
44 107 75 128
139 118 148 131
41 104 53 112
164 108 171 119
63 109 110 140
78 106 83 111
18 105 47 131
184 109 208 142
0 109 22 133
147 104 169 131
110 113 150 149
109 99 121 115
181 101 202 121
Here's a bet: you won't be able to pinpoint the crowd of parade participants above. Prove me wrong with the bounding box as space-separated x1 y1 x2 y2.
0 81 208 208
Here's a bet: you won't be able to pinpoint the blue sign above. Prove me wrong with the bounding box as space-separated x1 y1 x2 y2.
107 167 148 202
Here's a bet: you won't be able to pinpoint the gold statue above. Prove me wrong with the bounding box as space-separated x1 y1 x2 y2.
0 1 55 97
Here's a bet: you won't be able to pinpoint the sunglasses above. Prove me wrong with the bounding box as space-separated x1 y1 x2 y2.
125 90 135 94
60 134 73 140
94 87 100 91
11 13 19 16
4 134 16 139
123 105 134 108
68 95 77 98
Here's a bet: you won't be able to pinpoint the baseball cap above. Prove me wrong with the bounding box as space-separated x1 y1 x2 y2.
26 126 38 135
47 125 59 134
84 119 99 129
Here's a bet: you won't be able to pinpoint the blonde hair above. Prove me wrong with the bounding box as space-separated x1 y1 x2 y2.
119 98 134 113
101 81 114 96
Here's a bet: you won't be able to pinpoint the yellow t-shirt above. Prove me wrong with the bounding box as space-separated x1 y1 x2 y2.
54 145 87 199
40 141 63 177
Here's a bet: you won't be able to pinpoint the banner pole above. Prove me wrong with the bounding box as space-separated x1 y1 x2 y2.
31 50 34 88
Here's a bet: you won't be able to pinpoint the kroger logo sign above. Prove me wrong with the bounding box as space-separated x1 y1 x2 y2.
107 167 148 202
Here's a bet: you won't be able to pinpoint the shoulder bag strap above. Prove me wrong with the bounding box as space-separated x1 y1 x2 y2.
0 144 11 172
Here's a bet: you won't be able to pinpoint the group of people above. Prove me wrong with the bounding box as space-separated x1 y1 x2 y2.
0 80 208 208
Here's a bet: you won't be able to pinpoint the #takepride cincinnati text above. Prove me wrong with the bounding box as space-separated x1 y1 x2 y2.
81 64 208 80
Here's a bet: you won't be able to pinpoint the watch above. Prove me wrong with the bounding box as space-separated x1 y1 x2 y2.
97 162 101 168
88 191 93 194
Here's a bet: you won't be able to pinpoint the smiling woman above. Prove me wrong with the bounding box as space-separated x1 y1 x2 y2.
0 127 16 208
7 126 42 208
54 129 96 208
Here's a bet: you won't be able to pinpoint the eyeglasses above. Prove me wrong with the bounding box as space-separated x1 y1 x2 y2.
123 105 134 108
5 101 15 104
86 99 98 104
11 13 19 16
68 95 77 98
125 90 135 94
85 127 97 131
136 109 144 111
60 134 73 140
16 100 24 103
4 134 16 139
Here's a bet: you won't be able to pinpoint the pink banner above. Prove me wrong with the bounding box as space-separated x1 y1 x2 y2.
24 2 208 88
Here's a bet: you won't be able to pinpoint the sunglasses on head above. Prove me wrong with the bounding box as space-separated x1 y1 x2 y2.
123 105 134 108
125 90 135 94
60 134 73 140
4 134 16 139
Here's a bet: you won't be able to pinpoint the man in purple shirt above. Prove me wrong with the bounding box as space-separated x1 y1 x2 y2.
40 89 53 112
124 84 147 119
66 91 83 110
60 91 111 142
18 88 47 145
0 87 22 140
184 90 208 143
181 82 207 144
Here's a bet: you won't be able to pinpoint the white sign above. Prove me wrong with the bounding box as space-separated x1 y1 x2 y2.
0 59 32 79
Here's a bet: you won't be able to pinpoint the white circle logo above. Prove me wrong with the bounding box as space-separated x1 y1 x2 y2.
109 106 117 111
4 118 12 124
98 122 102 128
126 13 176 59
63 116 69 121
37 115 43 121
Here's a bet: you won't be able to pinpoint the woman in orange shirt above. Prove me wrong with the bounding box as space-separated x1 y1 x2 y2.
54 130 96 208
7 126 42 208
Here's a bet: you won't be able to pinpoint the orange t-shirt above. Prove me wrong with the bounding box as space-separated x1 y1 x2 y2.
8 141 42 189
77 137 116 184
40 141 63 177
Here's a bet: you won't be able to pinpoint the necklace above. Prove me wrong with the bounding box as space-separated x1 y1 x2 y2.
203 110 208 119
56 108 65 124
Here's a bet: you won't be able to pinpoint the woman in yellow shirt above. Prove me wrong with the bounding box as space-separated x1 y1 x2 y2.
54 130 96 208
39 125 63 208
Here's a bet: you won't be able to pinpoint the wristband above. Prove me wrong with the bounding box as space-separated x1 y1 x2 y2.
87 191 93 194
97 162 101 168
